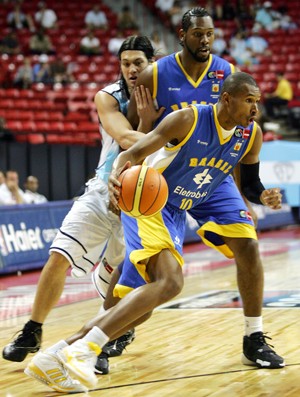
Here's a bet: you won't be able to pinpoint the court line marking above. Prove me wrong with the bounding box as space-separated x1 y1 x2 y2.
81 363 300 394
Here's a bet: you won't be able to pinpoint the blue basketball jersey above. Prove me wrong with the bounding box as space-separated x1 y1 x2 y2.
153 53 235 125
146 104 257 210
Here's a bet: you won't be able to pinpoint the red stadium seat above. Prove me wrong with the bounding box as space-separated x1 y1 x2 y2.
17 111 34 120
284 72 299 82
62 121 77 133
27 134 46 144
0 99 14 109
20 121 37 132
65 111 90 122
6 120 23 131
34 121 51 132
76 121 98 134
269 64 286 74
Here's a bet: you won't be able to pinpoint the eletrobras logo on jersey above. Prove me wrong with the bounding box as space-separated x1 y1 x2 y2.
0 222 45 256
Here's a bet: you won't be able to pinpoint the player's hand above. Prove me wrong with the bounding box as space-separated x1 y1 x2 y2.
135 85 165 126
108 161 131 209
260 188 282 209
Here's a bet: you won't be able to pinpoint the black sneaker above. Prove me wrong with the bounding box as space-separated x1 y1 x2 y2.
242 332 285 369
102 329 135 357
95 352 109 375
2 325 42 362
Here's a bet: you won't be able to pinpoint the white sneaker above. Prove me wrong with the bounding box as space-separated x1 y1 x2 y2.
24 350 88 393
57 340 101 389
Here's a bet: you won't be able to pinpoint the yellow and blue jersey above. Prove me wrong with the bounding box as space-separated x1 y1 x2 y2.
146 104 257 210
153 53 235 125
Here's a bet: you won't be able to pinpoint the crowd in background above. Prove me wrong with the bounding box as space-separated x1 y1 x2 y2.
0 169 47 205
1 1 298 85
0 0 299 145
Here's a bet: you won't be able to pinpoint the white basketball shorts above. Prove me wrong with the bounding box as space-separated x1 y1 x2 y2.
49 178 125 287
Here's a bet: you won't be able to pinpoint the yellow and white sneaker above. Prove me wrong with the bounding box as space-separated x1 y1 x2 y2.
57 340 101 389
24 350 88 393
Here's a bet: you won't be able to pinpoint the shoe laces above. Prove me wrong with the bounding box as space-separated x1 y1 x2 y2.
252 332 274 349
12 327 39 345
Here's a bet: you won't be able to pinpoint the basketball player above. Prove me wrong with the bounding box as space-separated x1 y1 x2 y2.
127 7 283 369
24 72 284 393
2 36 162 390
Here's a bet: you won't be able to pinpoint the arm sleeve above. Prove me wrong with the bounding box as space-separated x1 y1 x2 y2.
240 162 265 205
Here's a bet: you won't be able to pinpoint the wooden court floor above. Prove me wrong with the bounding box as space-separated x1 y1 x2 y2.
1 226 300 396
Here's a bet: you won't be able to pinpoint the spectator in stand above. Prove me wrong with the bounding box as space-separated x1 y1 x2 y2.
264 72 293 119
169 0 198 30
23 176 48 204
249 0 262 19
84 5 108 30
0 117 14 142
50 56 74 85
246 27 271 56
155 0 175 13
13 57 33 89
29 28 55 55
7 2 35 32
230 30 259 66
253 1 281 31
107 29 125 55
203 0 222 20
150 30 168 57
32 53 52 84
118 6 139 31
168 1 185 29
0 29 21 55
278 5 298 30
79 29 102 56
212 28 228 57
34 1 58 30
0 170 30 205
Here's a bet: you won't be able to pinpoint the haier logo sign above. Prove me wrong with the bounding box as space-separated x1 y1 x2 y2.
0 223 45 256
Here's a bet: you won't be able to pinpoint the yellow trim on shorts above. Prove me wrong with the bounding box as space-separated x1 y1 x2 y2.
131 212 184 266
113 284 134 299
114 212 184 298
197 221 257 259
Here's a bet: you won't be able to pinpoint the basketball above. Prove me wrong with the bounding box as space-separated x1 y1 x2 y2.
117 165 168 218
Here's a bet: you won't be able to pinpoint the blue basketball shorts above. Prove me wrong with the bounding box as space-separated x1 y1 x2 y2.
114 203 186 298
188 176 257 258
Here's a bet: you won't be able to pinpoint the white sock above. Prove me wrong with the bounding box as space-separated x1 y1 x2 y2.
46 340 68 354
245 316 263 336
82 326 109 348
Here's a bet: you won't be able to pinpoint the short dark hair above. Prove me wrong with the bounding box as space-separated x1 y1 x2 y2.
118 35 154 61
181 7 212 32
220 72 258 95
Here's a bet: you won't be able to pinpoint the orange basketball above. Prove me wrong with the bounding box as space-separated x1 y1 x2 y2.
117 165 168 218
